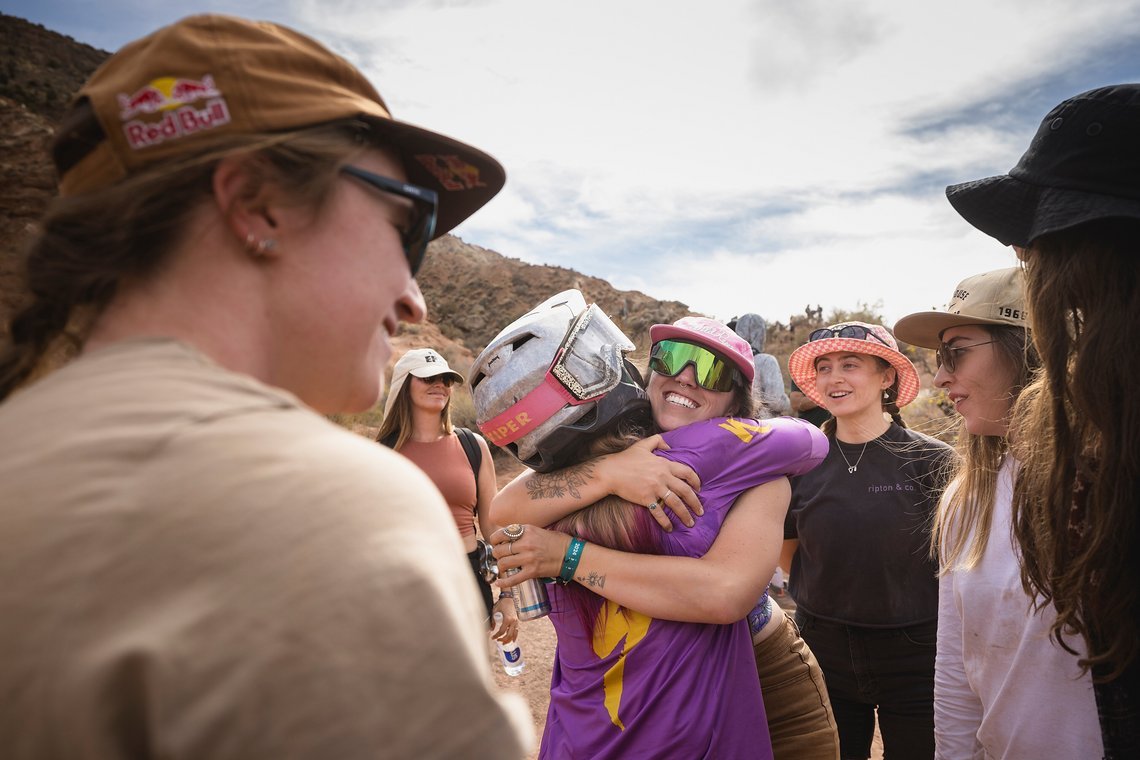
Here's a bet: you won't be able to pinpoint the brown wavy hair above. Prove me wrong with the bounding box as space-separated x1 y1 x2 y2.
1010 219 1140 682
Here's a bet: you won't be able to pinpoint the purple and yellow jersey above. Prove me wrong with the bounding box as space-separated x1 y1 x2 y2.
539 416 828 759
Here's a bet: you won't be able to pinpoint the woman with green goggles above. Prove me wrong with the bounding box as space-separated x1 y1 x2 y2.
648 339 742 392
492 316 842 759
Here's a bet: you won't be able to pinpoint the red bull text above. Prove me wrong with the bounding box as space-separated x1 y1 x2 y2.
116 76 230 150
123 99 231 150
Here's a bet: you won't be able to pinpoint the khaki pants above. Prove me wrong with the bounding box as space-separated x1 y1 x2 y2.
754 613 841 760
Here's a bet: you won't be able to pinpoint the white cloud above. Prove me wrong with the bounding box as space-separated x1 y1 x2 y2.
10 0 1140 330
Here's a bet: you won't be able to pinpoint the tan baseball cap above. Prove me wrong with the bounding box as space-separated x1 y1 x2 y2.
52 13 505 239
384 348 465 417
893 267 1028 349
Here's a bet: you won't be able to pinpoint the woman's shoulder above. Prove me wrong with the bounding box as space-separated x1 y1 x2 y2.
661 415 808 445
887 423 953 452
661 416 827 478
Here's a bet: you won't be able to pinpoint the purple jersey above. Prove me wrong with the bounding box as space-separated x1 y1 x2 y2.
539 416 829 759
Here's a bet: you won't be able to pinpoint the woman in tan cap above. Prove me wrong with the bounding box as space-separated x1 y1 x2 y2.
377 347 519 645
895 267 1101 759
0 13 531 758
944 83 1140 759
781 322 953 760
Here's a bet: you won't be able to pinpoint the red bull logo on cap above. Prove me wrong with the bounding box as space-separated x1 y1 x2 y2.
118 76 222 119
116 75 231 151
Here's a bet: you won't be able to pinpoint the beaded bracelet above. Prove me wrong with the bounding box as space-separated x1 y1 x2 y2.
557 537 586 585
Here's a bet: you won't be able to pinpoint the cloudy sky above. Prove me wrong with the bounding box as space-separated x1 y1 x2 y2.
10 0 1140 326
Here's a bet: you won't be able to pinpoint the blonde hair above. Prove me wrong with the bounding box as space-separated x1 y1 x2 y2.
548 410 662 631
932 326 1039 573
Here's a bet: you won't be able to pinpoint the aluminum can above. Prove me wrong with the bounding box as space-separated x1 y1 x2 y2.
505 568 551 620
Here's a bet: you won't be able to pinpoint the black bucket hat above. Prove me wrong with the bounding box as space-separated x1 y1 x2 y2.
946 83 1140 247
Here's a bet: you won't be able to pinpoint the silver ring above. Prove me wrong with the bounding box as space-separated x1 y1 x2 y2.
647 500 659 511
663 489 673 502
508 541 516 555
503 523 525 540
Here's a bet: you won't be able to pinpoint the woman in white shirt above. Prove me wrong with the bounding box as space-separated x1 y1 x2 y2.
894 267 1102 759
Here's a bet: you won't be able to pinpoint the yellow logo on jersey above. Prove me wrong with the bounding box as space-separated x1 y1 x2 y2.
592 601 652 730
717 417 771 444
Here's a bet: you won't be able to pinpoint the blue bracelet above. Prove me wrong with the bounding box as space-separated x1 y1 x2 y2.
558 537 586 585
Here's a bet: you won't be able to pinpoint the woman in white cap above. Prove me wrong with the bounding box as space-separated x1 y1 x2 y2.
479 302 840 759
894 268 1102 758
0 14 531 757
377 347 519 644
944 83 1140 759
781 322 953 760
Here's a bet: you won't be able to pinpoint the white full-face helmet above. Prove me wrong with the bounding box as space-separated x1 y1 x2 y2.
469 290 649 472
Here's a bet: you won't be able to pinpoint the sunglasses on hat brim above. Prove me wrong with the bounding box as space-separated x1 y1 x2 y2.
808 325 891 347
648 339 741 393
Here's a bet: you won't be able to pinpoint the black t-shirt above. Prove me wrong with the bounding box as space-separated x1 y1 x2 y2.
784 423 953 627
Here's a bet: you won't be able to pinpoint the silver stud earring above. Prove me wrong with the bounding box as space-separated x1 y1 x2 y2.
245 234 276 256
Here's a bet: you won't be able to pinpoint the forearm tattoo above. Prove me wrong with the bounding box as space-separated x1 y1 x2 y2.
578 571 606 589
526 460 597 501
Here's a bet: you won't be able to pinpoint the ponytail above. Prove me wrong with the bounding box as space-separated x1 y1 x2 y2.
883 383 906 429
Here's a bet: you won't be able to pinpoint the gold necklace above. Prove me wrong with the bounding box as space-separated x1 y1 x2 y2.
837 440 869 474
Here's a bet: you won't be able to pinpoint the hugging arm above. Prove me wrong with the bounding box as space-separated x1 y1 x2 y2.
490 435 703 532
493 477 790 623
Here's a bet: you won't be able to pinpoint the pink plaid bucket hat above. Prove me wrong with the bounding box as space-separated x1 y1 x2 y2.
788 321 920 408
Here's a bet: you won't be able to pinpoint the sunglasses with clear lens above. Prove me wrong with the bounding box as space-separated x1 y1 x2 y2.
340 165 439 277
648 339 740 393
808 325 891 347
936 340 997 373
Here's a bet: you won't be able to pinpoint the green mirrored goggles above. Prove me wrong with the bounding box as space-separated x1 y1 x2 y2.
648 339 740 393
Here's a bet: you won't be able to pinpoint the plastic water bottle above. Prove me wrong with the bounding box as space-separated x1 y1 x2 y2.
493 612 525 677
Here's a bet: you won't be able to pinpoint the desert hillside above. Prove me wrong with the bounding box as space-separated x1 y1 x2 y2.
0 13 693 394
0 12 947 438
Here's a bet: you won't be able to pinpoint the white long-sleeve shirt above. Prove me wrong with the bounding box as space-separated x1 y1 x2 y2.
934 455 1102 760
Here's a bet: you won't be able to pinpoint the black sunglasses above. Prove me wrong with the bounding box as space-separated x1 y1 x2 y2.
936 340 997 373
808 325 891 347
340 165 438 277
415 374 458 387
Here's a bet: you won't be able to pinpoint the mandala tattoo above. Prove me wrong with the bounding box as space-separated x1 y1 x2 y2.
526 460 596 500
